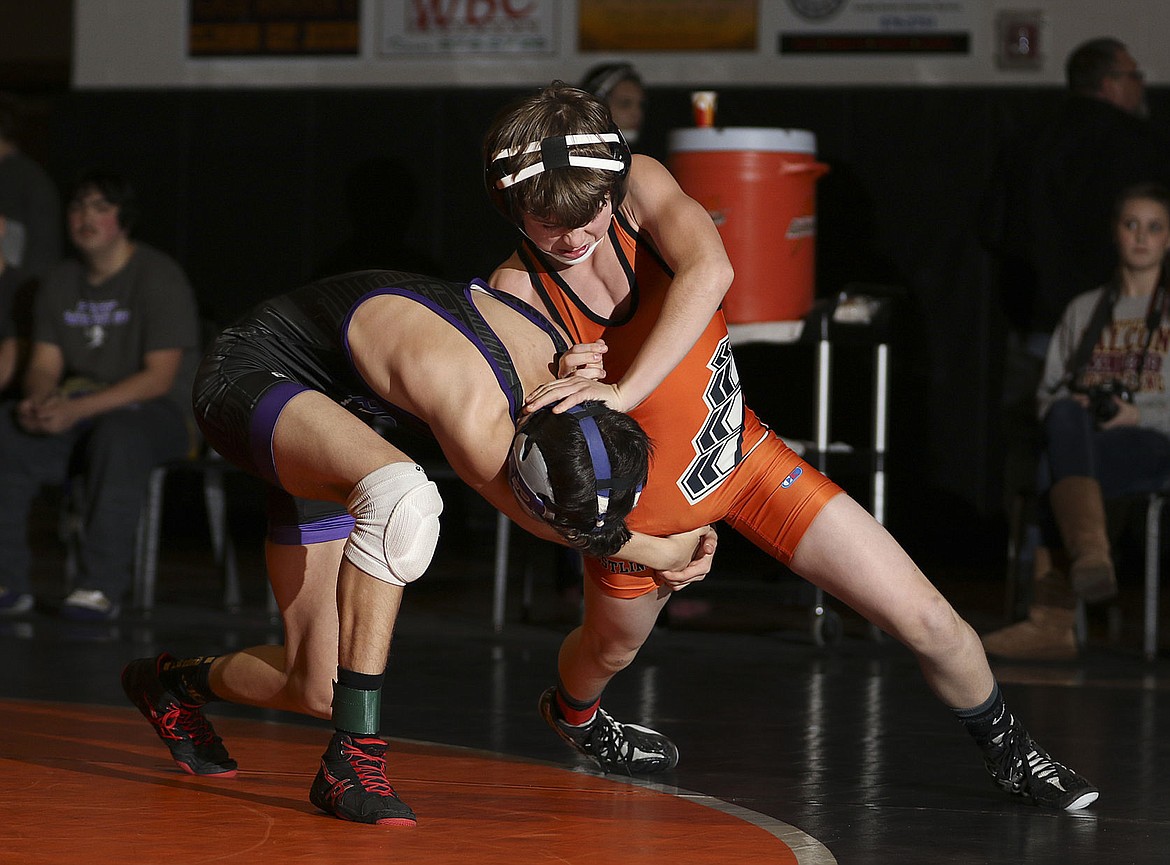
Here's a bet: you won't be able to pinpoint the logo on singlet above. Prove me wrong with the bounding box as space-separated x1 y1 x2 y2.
340 395 390 419
599 558 648 574
677 337 744 504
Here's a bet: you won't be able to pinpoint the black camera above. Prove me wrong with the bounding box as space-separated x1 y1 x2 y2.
1084 380 1133 424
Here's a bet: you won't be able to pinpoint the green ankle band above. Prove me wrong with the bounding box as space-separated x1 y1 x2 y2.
332 682 381 735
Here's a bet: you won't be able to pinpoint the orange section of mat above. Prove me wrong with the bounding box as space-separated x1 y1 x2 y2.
0 700 800 864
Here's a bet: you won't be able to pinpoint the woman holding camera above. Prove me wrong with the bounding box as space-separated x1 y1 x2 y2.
985 182 1170 659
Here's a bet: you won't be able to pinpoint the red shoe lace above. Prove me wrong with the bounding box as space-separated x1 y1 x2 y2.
342 738 396 796
155 703 218 746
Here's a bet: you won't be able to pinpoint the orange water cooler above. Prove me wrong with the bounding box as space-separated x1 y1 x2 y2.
668 127 829 323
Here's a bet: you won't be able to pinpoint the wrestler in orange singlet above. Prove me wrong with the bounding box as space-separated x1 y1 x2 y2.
480 81 1099 811
513 208 839 598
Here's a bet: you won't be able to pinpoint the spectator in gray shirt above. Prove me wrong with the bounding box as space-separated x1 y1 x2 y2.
0 170 199 620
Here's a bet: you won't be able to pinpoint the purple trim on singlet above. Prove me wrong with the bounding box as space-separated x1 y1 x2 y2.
270 513 356 546
472 277 567 345
338 281 551 422
251 380 310 488
253 381 358 545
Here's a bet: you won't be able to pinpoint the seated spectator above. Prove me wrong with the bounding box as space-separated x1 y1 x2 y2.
980 38 1170 566
0 169 200 620
983 182 1170 660
0 93 63 281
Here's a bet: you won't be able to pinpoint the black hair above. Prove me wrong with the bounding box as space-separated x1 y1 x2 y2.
1066 37 1127 94
521 400 651 558
68 168 139 233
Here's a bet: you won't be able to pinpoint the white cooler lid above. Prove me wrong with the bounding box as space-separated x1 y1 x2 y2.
668 127 817 154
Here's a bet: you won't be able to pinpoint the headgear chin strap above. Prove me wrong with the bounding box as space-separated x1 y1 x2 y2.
520 230 605 266
508 404 643 532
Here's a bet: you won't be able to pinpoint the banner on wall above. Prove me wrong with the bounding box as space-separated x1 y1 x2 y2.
778 0 972 54
579 0 757 51
380 0 557 55
189 0 360 57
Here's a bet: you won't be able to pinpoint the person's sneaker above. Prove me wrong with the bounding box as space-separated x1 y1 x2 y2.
539 686 679 775
0 587 34 616
984 722 1098 810
309 732 417 826
121 654 238 777
61 588 120 622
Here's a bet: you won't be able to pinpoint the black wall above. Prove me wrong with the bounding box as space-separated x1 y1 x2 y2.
33 84 1170 562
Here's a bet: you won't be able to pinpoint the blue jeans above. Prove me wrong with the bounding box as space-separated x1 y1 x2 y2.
0 399 189 599
1036 397 1170 545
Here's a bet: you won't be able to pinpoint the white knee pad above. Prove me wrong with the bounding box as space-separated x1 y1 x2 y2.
343 463 443 586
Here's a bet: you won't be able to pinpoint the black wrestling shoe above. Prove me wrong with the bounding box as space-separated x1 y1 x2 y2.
121 653 238 777
309 732 417 826
539 686 679 775
984 723 1098 811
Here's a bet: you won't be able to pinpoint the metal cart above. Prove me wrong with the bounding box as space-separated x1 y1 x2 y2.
727 289 894 646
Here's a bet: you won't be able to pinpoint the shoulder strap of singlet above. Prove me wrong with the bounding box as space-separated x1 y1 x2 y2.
613 210 674 278
464 279 569 420
516 221 647 332
470 278 569 354
517 242 576 335
516 237 626 329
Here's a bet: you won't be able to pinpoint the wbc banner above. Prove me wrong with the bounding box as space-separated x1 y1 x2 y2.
381 0 557 54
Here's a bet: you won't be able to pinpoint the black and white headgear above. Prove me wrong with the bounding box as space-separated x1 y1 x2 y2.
485 125 632 224
508 404 642 532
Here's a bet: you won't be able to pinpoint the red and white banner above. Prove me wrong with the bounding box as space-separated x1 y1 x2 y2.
380 0 557 54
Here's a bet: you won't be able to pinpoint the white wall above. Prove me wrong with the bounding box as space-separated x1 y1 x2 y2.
73 1 1167 89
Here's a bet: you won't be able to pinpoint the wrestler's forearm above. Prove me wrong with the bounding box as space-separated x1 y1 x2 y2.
468 474 706 571
474 486 694 571
616 267 728 411
618 529 705 573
